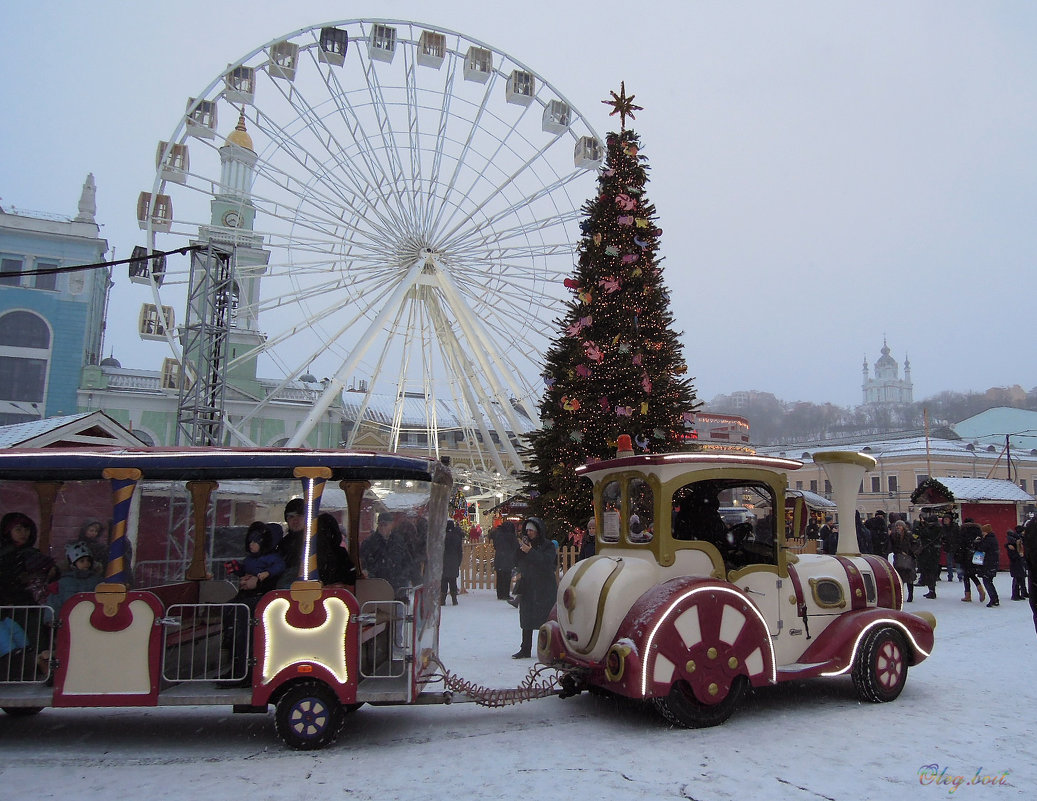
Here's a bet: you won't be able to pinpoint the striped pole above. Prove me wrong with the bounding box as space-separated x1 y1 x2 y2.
102 468 142 585
293 467 332 583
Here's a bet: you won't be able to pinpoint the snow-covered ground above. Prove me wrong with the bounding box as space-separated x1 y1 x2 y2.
2 575 1034 800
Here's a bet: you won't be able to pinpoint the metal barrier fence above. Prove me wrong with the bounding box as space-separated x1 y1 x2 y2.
1 605 54 684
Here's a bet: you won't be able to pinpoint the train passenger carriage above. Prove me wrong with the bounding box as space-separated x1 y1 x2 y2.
0 446 452 749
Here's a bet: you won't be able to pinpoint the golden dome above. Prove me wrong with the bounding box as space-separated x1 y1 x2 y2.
224 109 254 150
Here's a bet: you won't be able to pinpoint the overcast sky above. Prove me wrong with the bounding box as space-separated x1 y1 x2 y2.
2 0 1035 408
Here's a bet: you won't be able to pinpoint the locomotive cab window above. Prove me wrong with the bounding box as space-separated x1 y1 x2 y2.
671 479 777 569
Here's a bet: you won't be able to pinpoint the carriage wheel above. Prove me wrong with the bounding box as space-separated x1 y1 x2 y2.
274 681 345 750
649 592 767 728
852 626 908 703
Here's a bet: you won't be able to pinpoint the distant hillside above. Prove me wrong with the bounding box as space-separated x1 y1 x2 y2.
704 386 1037 446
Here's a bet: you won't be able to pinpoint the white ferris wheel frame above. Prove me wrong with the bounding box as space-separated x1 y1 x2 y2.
144 19 602 497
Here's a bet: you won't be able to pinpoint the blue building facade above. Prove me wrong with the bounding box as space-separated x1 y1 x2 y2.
0 176 109 424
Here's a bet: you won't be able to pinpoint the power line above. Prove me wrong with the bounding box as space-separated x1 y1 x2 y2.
14 245 205 277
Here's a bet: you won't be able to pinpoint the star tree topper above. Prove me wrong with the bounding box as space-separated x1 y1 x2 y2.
602 82 643 130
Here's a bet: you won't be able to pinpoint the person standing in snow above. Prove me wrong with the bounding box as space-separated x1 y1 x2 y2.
511 517 557 659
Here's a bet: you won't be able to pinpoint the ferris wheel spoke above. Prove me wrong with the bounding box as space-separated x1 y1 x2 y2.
436 135 565 249
424 293 518 472
258 75 415 242
443 171 583 255
426 72 502 238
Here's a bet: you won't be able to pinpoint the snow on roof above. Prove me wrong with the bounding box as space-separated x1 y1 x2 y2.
0 412 95 447
935 476 1034 503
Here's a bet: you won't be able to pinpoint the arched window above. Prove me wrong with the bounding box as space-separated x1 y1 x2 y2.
0 310 52 421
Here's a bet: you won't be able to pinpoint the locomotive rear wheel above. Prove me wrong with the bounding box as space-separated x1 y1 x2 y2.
652 674 748 728
852 626 908 703
275 681 345 750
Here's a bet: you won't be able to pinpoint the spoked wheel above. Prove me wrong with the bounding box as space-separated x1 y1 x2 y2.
648 590 770 728
274 681 345 750
852 626 908 703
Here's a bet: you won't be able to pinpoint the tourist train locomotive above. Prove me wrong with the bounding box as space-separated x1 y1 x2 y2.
539 441 936 726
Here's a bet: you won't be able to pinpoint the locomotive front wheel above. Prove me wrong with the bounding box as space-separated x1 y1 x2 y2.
852 626 908 703
275 681 345 750
653 674 748 728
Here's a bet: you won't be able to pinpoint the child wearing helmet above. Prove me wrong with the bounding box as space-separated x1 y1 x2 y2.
46 540 103 616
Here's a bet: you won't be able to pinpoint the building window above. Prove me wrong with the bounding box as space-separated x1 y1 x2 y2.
34 260 59 291
1020 479 1027 493
871 476 881 493
0 310 51 412
888 475 898 493
795 481 803 490
824 480 832 495
916 474 929 487
1 257 24 286
810 480 818 493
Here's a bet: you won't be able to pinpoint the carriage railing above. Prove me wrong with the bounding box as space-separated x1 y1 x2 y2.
161 603 250 682
358 599 407 679
0 605 54 684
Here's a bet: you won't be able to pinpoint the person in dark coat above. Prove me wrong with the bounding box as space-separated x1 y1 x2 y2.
855 511 871 555
819 516 836 554
940 514 962 581
865 510 889 557
490 521 518 600
889 520 919 602
314 513 357 587
1022 516 1037 636
0 512 58 607
440 520 463 605
275 498 307 588
360 512 419 598
1006 525 1028 601
959 519 986 603
976 524 1001 607
223 521 287 683
915 515 942 599
578 517 597 561
74 519 109 577
512 517 557 659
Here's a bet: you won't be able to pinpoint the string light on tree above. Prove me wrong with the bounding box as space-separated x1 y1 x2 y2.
522 89 699 542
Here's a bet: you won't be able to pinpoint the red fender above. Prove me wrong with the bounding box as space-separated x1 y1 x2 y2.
605 577 775 701
798 608 935 678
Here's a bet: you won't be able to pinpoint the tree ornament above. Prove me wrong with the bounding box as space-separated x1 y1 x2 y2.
616 405 633 417
642 375 652 393
599 276 621 294
635 218 649 228
563 277 580 290
601 81 643 129
582 341 604 362
599 397 610 411
635 434 650 450
561 396 581 411
633 236 649 249
615 193 636 211
617 215 634 226
604 245 619 257
575 364 592 378
569 430 585 443
641 401 650 415
593 233 602 246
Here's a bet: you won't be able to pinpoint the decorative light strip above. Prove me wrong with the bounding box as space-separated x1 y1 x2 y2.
819 618 931 678
640 585 776 697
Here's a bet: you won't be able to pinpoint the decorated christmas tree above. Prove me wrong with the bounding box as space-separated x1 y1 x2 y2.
522 85 700 538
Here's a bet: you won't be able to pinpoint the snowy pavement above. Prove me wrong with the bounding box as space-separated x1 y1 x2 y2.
2 574 1034 800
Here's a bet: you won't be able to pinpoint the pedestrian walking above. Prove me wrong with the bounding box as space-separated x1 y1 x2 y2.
959 519 986 603
1006 525 1028 601
890 519 920 602
440 520 463 605
975 524 1001 607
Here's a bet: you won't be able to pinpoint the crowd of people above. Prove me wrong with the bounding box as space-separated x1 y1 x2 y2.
821 508 1037 629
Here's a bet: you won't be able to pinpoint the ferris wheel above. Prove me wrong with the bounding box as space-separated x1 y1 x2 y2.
135 19 603 495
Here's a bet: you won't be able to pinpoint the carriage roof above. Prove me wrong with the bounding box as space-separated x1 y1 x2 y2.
0 446 453 484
